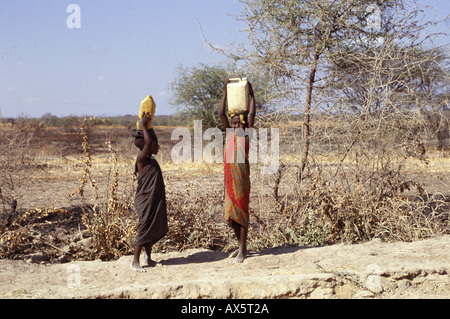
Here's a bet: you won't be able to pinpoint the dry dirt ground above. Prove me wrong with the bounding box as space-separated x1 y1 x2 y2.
0 235 448 299
1 166 449 299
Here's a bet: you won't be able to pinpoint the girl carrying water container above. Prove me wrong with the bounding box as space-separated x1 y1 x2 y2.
219 78 256 263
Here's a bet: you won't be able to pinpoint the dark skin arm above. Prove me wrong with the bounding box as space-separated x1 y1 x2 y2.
136 112 155 174
220 79 231 130
247 81 256 129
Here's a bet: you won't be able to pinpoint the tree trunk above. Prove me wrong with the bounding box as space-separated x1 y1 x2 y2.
299 51 320 181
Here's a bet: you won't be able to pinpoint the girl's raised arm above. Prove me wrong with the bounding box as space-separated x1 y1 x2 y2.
220 79 231 130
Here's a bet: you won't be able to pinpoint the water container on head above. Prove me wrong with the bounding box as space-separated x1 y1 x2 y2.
136 95 156 130
227 78 249 115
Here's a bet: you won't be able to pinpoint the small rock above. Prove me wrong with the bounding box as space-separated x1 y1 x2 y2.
56 254 70 263
26 252 47 263
398 280 412 292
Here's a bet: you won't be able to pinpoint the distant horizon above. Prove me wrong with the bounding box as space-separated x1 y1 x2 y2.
0 110 178 120
1 1 448 119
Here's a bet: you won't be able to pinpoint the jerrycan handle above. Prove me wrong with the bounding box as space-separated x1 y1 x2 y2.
228 77 247 82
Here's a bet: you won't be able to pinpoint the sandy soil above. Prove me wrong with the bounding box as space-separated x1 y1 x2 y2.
1 235 448 299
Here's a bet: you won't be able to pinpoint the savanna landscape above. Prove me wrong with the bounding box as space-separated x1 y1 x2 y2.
0 112 448 298
1 0 449 300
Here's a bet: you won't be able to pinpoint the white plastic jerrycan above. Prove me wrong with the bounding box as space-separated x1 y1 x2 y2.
227 78 249 115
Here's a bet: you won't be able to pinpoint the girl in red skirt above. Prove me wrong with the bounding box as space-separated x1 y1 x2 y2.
219 79 255 263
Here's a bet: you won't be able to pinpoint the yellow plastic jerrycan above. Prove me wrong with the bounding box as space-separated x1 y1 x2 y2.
136 95 156 130
227 78 250 115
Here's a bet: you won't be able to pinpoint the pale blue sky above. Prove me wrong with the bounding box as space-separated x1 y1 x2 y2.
0 0 448 118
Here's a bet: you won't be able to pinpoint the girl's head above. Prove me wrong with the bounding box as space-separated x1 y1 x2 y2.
149 132 160 155
132 129 159 155
230 113 248 130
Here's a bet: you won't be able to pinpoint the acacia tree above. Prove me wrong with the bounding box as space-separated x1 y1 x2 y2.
236 0 443 178
323 10 449 153
169 64 228 128
170 63 275 128
230 0 449 242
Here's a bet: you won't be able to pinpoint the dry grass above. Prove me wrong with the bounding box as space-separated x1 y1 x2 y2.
66 119 137 260
0 116 449 262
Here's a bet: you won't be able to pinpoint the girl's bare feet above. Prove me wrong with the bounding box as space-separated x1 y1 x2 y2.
229 248 247 263
130 261 146 273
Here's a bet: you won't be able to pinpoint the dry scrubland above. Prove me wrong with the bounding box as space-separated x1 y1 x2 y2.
0 116 449 298
1 116 448 260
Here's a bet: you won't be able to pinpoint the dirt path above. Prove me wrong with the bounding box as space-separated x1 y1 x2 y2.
1 235 448 299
